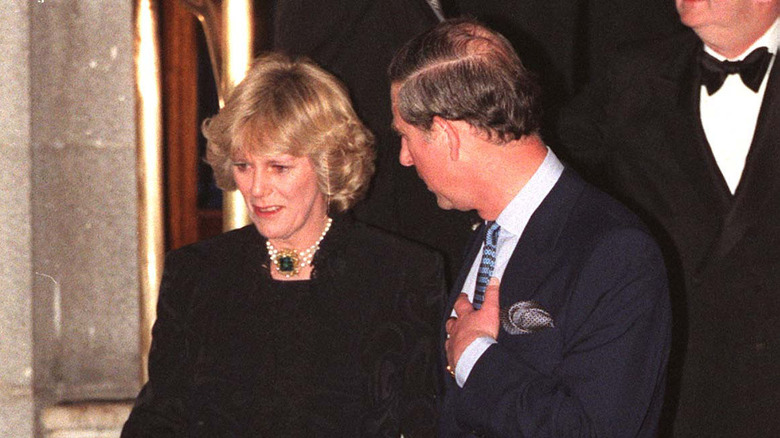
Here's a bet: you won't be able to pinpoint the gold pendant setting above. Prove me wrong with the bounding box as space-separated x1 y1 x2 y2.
265 217 333 278
272 249 300 277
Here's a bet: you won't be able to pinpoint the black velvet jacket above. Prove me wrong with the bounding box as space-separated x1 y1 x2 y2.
122 215 445 437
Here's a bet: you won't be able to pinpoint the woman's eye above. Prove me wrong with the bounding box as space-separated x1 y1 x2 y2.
231 162 249 171
272 164 290 173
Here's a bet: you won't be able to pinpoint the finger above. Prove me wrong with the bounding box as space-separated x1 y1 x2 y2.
453 293 472 316
446 317 457 334
482 277 501 310
444 338 454 365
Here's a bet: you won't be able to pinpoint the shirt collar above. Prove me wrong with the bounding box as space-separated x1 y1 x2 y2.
493 147 564 238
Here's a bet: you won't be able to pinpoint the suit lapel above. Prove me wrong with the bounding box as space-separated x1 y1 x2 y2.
441 224 483 382
447 225 484 313
499 170 582 307
440 170 581 375
446 170 583 313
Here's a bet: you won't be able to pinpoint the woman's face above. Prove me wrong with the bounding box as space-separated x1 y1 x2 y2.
232 151 328 249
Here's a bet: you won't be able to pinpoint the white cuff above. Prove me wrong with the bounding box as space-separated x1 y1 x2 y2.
455 336 497 387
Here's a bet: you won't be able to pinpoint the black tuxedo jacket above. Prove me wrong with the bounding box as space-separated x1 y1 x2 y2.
558 30 780 437
439 169 671 437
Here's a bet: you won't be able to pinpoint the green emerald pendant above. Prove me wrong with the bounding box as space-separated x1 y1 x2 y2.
278 255 296 273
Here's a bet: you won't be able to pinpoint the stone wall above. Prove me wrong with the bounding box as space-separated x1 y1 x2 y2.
0 1 34 437
0 1 142 436
29 0 141 403
40 403 130 438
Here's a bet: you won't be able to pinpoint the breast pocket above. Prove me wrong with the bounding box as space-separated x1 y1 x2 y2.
498 325 563 374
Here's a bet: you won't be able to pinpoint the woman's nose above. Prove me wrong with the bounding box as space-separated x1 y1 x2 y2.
250 171 270 198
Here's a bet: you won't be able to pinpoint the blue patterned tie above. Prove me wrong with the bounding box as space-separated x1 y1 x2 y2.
473 221 500 310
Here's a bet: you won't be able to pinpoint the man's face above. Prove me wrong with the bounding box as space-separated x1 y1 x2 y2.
391 84 461 211
676 0 757 38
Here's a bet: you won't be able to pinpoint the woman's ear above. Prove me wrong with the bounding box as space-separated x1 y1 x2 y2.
432 116 460 161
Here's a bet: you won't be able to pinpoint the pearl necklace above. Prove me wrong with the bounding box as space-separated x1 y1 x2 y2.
266 217 333 278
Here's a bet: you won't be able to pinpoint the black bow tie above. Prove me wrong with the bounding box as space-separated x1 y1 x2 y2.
700 47 773 95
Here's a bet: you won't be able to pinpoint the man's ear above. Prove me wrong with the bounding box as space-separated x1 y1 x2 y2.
432 116 461 161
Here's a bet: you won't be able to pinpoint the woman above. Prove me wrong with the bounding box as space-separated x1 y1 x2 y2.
122 53 444 437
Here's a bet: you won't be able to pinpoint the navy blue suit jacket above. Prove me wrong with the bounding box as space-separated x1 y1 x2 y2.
439 169 672 437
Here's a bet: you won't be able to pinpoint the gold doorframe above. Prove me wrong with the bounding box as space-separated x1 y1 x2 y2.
134 0 256 383
181 0 253 231
134 0 164 383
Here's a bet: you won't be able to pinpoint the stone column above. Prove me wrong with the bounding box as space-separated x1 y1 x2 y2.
29 0 141 432
0 1 34 436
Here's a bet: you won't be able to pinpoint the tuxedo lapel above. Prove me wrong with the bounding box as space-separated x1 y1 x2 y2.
646 35 747 277
705 55 780 268
661 38 732 205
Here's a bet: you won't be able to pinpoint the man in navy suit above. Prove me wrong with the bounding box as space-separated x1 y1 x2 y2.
558 1 779 436
389 18 672 437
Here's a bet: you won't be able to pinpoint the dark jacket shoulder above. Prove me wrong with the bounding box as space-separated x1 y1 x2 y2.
166 225 261 263
342 221 443 263
610 29 700 76
555 170 652 237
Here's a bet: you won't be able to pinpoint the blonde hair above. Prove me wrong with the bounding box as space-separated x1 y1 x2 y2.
202 52 375 213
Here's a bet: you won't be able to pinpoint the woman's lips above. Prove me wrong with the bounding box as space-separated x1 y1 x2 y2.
253 205 281 217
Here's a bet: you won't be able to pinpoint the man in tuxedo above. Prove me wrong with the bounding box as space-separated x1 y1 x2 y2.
389 18 672 437
558 1 779 436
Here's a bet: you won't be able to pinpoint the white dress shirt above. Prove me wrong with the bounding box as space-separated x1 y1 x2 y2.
700 18 779 193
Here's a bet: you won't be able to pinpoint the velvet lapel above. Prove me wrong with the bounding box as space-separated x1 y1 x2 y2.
704 54 780 271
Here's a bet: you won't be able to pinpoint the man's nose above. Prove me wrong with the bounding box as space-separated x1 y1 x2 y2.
399 141 414 167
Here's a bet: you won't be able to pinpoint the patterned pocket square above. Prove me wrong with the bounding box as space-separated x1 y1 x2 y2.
500 301 555 335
